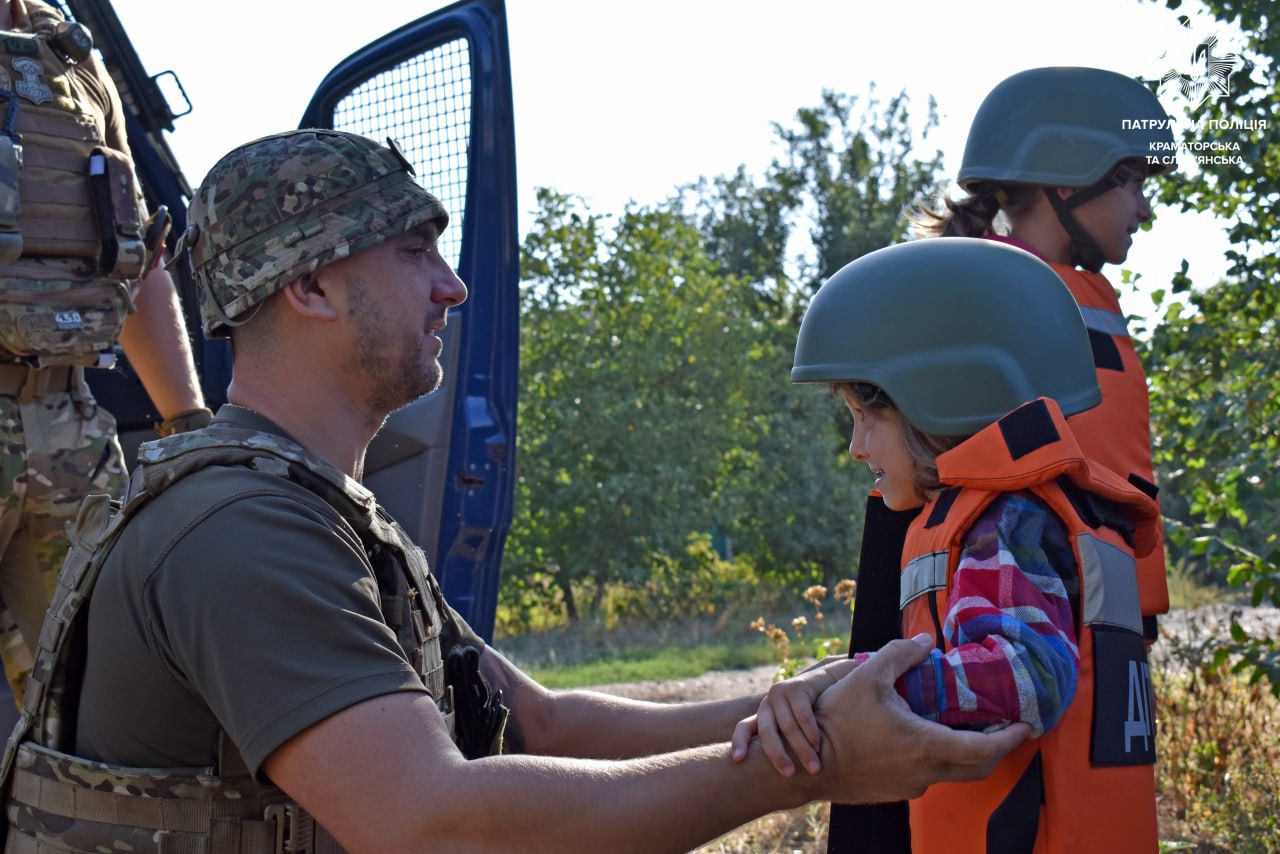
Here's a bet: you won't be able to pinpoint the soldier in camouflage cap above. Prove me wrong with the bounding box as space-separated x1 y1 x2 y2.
178 129 450 337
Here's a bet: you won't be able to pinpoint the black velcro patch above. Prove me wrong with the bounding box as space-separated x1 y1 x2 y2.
925 487 961 529
1089 328 1124 372
1090 625 1157 767
1057 475 1136 546
1128 473 1160 499
998 399 1060 460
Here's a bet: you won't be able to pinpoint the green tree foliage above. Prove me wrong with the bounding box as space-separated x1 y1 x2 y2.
506 189 774 623
504 90 946 628
1143 0 1278 689
687 89 944 586
683 165 798 318
771 88 943 288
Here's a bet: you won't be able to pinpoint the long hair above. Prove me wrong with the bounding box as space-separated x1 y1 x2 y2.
911 183 1038 240
835 382 962 498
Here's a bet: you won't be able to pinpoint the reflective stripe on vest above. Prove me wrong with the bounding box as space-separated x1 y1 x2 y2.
1077 531 1143 634
1078 304 1130 339
899 550 947 610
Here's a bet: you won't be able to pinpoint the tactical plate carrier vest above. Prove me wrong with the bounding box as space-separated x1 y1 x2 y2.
0 425 506 853
0 7 164 366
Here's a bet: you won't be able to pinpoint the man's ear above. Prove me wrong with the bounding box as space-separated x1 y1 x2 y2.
279 271 339 321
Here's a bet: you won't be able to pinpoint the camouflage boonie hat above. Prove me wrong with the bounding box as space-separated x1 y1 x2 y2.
180 129 449 337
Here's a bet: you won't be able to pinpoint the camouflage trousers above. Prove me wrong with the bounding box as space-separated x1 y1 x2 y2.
0 377 126 708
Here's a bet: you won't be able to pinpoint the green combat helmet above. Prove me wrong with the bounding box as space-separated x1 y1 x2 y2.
957 67 1175 272
791 238 1101 437
957 66 1175 190
176 129 449 337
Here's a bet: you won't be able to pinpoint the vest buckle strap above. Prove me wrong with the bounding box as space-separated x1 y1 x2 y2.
0 363 73 400
265 802 316 854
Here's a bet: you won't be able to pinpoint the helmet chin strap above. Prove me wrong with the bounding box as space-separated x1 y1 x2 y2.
1042 162 1140 273
1043 187 1107 273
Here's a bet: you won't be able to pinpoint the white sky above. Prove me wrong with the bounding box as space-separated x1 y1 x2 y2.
107 0 1248 319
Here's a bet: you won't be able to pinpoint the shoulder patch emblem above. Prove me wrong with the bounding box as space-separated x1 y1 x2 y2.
12 57 53 105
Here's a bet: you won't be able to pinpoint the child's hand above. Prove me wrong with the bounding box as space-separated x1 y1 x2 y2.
730 657 859 776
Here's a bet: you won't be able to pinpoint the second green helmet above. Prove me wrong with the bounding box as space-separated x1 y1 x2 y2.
957 66 1175 190
792 238 1101 437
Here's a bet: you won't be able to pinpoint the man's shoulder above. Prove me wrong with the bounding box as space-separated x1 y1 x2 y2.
128 460 356 547
102 461 371 601
173 458 317 491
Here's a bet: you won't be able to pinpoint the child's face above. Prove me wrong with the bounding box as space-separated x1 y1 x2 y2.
842 395 925 511
1066 167 1153 265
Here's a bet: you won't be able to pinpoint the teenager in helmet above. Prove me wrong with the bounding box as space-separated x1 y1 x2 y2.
918 66 1171 631
733 238 1162 852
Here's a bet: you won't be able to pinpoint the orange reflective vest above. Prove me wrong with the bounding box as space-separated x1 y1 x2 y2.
1050 263 1168 625
901 398 1160 853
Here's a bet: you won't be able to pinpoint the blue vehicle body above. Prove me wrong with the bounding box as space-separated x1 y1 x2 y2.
60 0 519 642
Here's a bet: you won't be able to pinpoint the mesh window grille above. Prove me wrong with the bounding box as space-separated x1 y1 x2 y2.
332 39 472 269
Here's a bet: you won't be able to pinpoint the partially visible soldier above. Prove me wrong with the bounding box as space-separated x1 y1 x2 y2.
0 0 207 707
0 129 1029 853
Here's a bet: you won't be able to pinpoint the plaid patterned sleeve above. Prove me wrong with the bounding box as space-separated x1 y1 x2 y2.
893 491 1080 737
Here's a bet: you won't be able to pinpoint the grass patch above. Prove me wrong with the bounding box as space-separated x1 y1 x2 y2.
520 641 776 689
1153 614 1280 852
497 588 1278 852
495 608 849 690
1166 558 1237 610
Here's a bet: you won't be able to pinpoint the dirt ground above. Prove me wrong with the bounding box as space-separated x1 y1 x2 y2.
589 603 1280 703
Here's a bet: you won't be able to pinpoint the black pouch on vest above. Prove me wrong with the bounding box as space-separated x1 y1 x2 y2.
87 147 145 279
445 644 509 760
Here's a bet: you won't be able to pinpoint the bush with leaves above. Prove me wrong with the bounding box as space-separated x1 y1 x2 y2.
1142 0 1280 692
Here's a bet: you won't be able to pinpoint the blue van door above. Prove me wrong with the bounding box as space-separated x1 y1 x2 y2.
298 0 519 642
65 0 518 643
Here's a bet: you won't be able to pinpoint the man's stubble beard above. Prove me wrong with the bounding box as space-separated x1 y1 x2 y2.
346 279 443 421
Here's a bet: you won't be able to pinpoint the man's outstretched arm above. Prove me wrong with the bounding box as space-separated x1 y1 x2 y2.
264 636 1029 853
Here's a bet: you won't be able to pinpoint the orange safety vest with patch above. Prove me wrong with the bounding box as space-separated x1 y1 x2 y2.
901 398 1159 853
0 4 160 365
1050 262 1168 627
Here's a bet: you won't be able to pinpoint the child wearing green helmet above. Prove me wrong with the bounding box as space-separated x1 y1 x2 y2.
917 66 1172 634
731 238 1162 852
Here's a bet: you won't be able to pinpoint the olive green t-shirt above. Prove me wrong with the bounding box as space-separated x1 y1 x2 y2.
74 407 435 777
